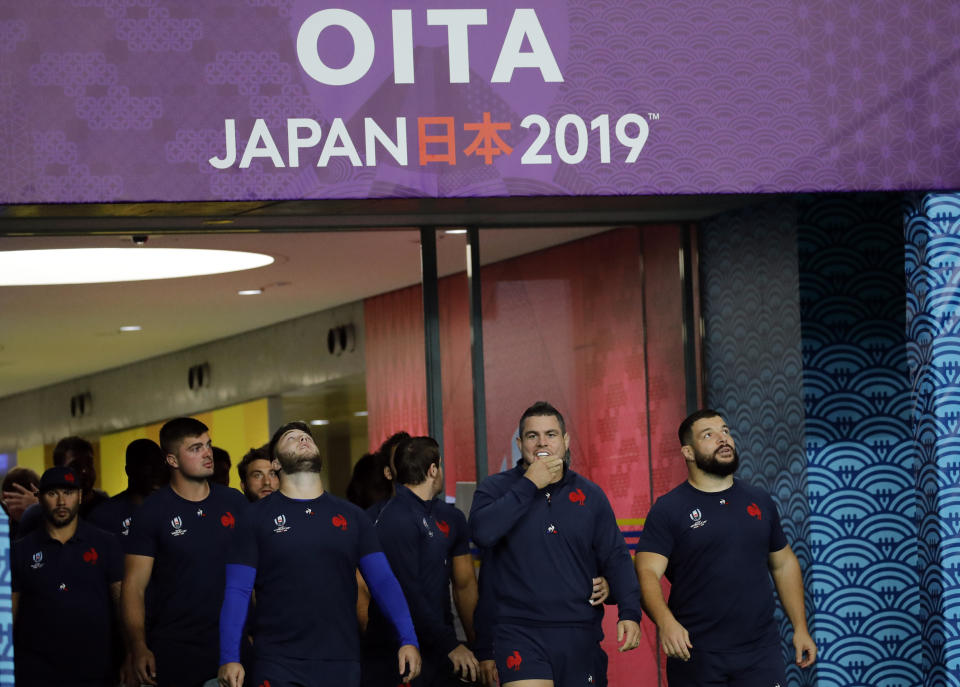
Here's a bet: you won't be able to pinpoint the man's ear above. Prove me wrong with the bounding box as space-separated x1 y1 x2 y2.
166 453 178 470
680 446 694 462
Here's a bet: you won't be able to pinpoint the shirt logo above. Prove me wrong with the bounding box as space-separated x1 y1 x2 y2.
196 508 205 517
58 583 68 591
121 517 132 535
569 488 586 505
547 523 557 534
689 509 707 529
719 499 727 505
305 507 314 516
332 514 348 531
220 511 236 529
82 547 99 564
30 551 43 569
422 516 434 537
506 650 522 670
170 516 187 536
273 514 290 533
747 503 762 520
436 519 450 537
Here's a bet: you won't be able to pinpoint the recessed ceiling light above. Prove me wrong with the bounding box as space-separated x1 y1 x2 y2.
353 411 369 417
237 289 263 296
0 248 274 286
119 325 142 332
445 228 468 234
310 419 330 426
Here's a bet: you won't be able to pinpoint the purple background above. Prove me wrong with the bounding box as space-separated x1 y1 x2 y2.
0 0 957 203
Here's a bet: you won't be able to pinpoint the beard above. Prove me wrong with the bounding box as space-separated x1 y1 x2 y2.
693 445 739 477
276 445 323 475
44 504 79 528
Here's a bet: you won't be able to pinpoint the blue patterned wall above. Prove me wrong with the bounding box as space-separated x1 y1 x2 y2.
904 192 960 686
0 511 12 686
700 200 816 687
796 194 920 687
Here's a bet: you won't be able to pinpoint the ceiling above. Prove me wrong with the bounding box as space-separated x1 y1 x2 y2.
0 195 750 399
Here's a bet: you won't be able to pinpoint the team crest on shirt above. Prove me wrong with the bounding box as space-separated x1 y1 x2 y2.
30 551 43 569
689 509 707 529
121 517 132 535
170 516 187 536
273 514 291 533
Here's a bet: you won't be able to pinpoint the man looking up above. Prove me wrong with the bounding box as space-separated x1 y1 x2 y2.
12 466 124 686
364 436 480 687
122 417 248 687
237 446 279 502
218 421 421 687
634 409 816 687
470 401 643 687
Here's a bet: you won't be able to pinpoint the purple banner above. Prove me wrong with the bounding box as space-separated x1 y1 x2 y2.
1 0 957 203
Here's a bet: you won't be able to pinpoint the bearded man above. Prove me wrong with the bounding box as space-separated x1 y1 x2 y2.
634 409 817 687
218 421 422 687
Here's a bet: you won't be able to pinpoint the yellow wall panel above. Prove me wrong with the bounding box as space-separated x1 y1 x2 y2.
15 444 47 476
210 399 270 490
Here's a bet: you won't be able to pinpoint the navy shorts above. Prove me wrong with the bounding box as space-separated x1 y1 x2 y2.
666 643 786 687
153 640 217 687
494 623 606 687
250 655 360 687
362 648 460 687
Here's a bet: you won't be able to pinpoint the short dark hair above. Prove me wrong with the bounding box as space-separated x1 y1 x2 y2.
52 436 93 466
268 421 314 460
237 446 271 483
346 452 393 509
518 401 566 438
678 409 723 446
394 436 440 485
2 466 40 493
159 417 209 455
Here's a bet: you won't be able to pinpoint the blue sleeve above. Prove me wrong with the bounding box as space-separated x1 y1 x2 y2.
359 552 419 648
219 563 255 665
591 487 643 624
469 473 537 548
378 511 459 654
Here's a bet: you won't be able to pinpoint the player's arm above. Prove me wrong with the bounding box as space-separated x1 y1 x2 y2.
121 553 158 686
469 477 538 548
768 544 816 668
451 553 478 644
358 552 421 682
589 491 642 652
634 551 691 660
218 563 255 687
10 592 18 625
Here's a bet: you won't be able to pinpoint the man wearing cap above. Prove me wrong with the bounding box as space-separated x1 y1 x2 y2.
122 417 248 687
11 466 125 687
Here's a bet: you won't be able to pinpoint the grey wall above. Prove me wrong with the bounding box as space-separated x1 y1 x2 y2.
0 301 365 449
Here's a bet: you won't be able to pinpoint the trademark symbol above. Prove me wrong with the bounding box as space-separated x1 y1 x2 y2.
647 112 660 121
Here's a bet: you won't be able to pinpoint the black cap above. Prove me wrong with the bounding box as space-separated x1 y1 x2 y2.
39 466 81 492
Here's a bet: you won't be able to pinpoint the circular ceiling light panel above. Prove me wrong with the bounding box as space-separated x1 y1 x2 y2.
0 248 275 286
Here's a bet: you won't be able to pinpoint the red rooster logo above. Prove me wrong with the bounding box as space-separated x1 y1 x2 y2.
220 511 235 528
82 547 98 564
506 650 522 670
332 514 348 530
569 488 586 506
436 520 450 537
747 503 762 520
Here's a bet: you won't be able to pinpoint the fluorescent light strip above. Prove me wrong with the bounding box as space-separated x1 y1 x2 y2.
0 248 274 286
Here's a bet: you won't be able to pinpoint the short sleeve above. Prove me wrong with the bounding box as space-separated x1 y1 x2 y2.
102 532 125 583
124 499 159 559
635 499 675 558
449 508 469 557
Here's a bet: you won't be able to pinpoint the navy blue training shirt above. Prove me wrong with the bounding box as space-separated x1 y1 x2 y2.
12 520 124 686
125 483 247 674
88 490 139 539
470 464 642 627
636 478 787 651
366 485 469 655
228 491 387 660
